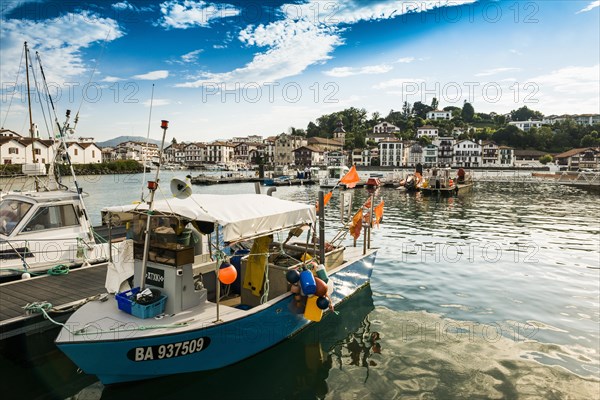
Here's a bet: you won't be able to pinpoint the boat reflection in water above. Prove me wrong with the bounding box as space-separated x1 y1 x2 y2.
92 284 377 399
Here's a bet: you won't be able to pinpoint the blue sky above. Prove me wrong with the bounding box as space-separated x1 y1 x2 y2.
1 0 599 143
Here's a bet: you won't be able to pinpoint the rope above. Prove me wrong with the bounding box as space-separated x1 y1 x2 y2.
47 264 69 275
23 295 191 336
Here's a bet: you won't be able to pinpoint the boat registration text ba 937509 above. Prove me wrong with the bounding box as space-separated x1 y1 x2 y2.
127 337 211 361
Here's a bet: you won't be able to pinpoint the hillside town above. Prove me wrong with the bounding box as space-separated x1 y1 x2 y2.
1 110 599 172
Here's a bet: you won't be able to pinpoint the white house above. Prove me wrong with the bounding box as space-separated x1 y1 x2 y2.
378 139 403 167
453 139 482 167
232 135 263 143
0 137 56 165
498 146 515 167
573 114 600 126
416 125 439 139
426 110 452 120
184 143 205 165
67 142 102 164
482 141 499 166
0 129 21 138
205 141 235 165
406 143 423 166
373 121 400 134
366 132 397 143
423 144 438 166
509 120 543 131
0 137 27 164
433 137 455 167
352 148 376 167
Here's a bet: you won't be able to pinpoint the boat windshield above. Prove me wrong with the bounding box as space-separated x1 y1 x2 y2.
0 199 33 236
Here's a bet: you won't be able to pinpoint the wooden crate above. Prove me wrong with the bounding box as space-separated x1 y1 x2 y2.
134 242 194 267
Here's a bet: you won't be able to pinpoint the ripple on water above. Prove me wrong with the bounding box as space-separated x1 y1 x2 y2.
325 307 599 400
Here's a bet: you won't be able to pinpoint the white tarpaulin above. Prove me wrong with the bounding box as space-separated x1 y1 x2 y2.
102 194 316 243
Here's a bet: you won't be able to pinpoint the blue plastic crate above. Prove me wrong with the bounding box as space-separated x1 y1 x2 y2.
131 295 167 319
115 287 140 314
116 287 167 319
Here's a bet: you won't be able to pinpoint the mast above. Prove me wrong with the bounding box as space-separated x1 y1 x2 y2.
140 120 169 291
24 42 39 191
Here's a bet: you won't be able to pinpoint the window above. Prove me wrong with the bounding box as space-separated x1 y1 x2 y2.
8 147 18 154
92 150 96 158
74 149 79 156
21 204 79 232
34 148 41 155
0 200 33 236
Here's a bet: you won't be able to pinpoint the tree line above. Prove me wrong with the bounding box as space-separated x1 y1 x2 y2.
289 101 599 153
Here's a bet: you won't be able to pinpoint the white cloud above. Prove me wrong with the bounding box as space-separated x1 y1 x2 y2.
102 76 123 82
143 98 170 107
529 65 600 95
373 78 424 90
576 1 599 14
157 0 240 29
177 0 476 88
323 64 392 77
132 70 169 80
178 19 342 87
1 0 43 16
396 57 415 63
180 49 203 63
112 1 134 10
0 11 123 84
475 67 521 77
281 0 477 26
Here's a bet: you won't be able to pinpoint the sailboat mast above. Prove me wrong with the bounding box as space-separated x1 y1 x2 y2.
24 42 39 191
24 42 35 156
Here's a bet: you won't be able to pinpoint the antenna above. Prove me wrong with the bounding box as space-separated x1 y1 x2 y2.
140 84 155 202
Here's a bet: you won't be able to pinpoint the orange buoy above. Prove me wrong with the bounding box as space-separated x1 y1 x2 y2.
218 262 237 285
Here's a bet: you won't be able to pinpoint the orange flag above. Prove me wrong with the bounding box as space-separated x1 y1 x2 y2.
315 191 333 212
340 165 360 189
363 197 372 209
349 208 363 239
374 200 384 227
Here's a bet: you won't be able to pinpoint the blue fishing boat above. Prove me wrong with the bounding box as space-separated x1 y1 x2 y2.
55 183 378 384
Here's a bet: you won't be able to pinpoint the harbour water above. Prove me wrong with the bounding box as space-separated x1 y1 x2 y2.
1 172 598 399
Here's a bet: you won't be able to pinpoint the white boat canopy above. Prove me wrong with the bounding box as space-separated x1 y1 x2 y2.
102 194 316 243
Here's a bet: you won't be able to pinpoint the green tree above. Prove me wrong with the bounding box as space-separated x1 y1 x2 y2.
412 101 433 119
534 126 554 151
431 97 439 110
580 133 600 147
461 102 475 122
402 102 412 118
539 154 553 165
171 137 177 144
510 106 543 121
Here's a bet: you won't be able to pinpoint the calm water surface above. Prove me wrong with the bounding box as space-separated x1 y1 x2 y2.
1 172 598 399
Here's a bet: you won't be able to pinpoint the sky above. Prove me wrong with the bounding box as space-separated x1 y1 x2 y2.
0 0 599 143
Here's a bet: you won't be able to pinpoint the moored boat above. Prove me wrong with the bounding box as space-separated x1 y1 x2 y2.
320 165 350 188
55 130 381 383
419 167 473 196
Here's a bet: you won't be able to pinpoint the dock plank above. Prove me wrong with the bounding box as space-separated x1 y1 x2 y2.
0 264 108 333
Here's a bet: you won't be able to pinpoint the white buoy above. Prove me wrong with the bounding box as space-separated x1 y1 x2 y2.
21 272 31 279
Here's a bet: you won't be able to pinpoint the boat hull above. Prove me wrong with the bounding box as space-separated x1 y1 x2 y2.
420 183 473 196
56 250 377 384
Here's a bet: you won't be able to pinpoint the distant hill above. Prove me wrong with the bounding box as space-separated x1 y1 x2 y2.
96 136 163 148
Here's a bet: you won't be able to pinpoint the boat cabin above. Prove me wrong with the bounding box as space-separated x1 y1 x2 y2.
0 191 104 277
103 194 345 314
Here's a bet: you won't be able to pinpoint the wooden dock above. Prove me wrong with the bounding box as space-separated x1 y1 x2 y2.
190 174 262 185
0 264 108 340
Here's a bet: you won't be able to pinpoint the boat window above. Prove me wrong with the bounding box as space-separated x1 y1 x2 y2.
0 200 33 236
21 204 79 232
